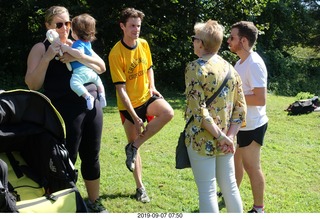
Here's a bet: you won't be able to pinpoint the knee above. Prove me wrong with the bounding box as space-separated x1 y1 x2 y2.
70 82 77 91
245 165 263 178
163 107 174 123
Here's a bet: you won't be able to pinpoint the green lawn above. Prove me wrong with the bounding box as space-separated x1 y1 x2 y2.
75 92 320 213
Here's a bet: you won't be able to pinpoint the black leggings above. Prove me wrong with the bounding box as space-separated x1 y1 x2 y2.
52 89 103 181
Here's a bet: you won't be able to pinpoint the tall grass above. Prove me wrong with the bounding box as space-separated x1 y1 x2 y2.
75 92 320 213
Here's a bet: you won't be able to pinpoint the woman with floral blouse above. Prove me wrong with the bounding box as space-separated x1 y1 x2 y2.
184 19 247 213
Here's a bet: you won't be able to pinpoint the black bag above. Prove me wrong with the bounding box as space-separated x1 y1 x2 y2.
175 130 191 169
286 96 319 115
175 65 232 169
20 132 78 194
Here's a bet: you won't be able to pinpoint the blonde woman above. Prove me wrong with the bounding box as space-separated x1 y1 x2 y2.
184 19 246 213
25 6 107 212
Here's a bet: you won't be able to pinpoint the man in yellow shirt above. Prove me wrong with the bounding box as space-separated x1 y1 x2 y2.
108 8 174 203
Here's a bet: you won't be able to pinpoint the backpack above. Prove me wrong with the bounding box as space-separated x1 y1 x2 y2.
19 132 78 194
285 96 319 115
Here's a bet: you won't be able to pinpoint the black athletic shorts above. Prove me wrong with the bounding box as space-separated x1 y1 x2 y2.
237 122 268 148
120 95 161 124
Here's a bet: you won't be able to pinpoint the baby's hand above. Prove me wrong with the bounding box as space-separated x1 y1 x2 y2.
60 44 69 53
66 39 73 46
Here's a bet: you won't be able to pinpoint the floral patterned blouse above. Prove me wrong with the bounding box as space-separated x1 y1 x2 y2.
184 54 246 156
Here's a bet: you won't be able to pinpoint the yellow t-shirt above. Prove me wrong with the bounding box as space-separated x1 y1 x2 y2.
108 38 153 110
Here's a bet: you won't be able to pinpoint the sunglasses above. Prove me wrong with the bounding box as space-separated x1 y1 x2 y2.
55 21 71 29
191 36 205 46
229 35 241 41
191 36 200 42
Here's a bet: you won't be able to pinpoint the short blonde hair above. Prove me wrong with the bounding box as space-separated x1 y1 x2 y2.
194 19 224 54
45 6 69 25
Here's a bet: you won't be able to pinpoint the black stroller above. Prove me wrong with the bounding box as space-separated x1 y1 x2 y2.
0 89 88 212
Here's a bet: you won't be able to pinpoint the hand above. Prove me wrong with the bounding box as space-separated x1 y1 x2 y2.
45 43 60 61
150 88 163 98
59 52 74 63
218 144 235 154
134 117 146 136
57 49 73 71
60 44 68 53
66 39 73 46
217 135 235 154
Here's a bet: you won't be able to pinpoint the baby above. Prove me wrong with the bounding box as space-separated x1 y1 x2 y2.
60 14 106 110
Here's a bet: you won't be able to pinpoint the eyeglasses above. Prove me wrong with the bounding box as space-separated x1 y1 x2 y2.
191 35 204 46
55 21 71 29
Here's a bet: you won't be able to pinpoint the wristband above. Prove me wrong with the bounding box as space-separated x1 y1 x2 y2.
216 131 225 141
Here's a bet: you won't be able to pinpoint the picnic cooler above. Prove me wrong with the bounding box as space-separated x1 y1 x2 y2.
0 89 88 212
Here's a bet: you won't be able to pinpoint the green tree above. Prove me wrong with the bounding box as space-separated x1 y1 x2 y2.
0 0 319 96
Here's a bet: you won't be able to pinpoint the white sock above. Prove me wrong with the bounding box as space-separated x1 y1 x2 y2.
85 95 94 110
99 93 107 108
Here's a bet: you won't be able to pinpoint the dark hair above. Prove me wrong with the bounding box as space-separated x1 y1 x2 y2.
231 21 258 47
119 8 145 25
71 13 96 42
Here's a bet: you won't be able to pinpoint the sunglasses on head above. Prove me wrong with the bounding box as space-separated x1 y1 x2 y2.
55 21 71 29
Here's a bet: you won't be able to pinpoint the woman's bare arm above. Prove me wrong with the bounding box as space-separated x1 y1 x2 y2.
25 41 60 90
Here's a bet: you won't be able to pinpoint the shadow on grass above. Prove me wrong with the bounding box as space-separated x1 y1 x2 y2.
99 192 137 201
97 193 200 213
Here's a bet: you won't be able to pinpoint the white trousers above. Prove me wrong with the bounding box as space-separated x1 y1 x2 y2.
187 146 243 213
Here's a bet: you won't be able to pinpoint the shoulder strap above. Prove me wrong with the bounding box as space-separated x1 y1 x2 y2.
5 152 23 179
205 64 231 107
185 64 231 128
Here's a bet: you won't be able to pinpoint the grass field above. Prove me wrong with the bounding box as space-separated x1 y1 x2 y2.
75 91 320 213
